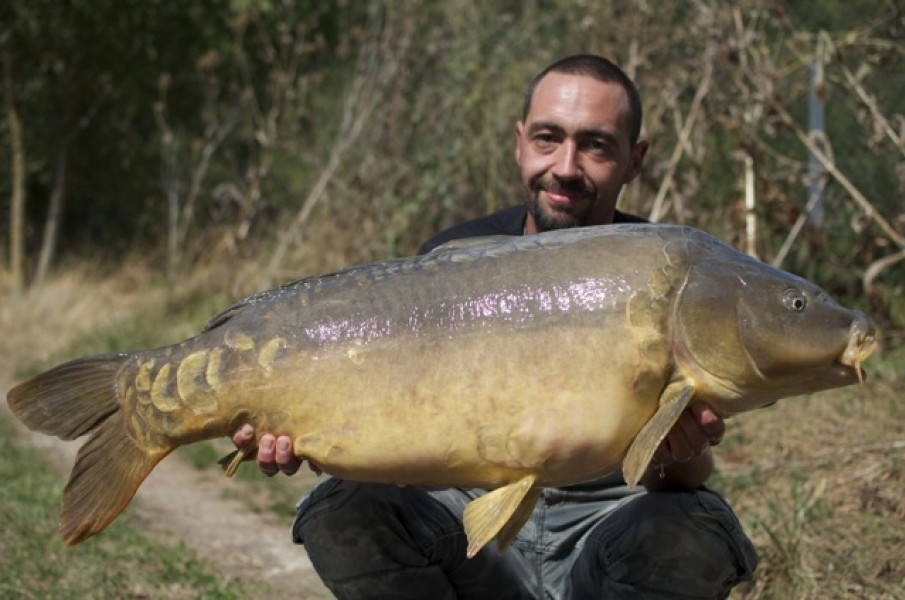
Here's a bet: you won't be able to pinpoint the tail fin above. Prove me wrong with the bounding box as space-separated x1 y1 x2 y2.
61 409 168 544
7 354 169 545
8 354 127 440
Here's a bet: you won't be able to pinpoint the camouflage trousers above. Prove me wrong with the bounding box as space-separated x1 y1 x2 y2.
292 479 758 599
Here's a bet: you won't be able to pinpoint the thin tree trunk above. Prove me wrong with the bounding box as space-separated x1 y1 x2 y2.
34 146 68 287
153 95 181 284
4 51 26 295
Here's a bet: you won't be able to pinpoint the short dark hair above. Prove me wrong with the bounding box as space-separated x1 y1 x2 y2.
521 54 643 146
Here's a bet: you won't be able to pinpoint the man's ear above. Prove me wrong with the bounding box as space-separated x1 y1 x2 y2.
626 139 649 183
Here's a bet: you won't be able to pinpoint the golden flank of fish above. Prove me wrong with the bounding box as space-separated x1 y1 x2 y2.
7 224 878 557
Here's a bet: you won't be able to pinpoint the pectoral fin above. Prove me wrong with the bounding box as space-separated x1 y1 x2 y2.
622 383 694 488
463 474 537 558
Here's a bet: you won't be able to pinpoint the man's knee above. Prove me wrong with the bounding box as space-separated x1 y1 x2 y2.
296 480 504 571
292 480 532 600
291 480 454 595
572 489 758 599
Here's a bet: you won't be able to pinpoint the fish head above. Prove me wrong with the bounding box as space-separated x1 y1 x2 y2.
675 254 879 415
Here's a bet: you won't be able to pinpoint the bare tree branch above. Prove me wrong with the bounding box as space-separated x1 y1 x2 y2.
648 54 714 223
264 3 416 283
771 98 904 249
863 248 905 292
838 61 905 159
155 68 242 282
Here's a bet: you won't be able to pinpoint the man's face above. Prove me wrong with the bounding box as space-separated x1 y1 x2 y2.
515 73 648 233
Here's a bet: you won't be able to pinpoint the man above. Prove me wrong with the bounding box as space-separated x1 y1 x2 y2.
233 54 758 599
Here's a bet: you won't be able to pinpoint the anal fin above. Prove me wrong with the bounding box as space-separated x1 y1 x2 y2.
218 447 252 477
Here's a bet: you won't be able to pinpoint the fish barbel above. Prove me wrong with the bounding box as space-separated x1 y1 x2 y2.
6 224 878 557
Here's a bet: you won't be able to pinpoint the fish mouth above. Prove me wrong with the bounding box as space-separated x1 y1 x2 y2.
836 313 880 384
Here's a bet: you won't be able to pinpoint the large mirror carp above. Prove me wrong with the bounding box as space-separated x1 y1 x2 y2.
7 224 878 557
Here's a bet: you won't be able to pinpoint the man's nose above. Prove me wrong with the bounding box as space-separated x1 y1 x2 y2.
551 141 579 178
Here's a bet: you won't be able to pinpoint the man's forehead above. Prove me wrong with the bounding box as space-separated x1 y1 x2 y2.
525 72 631 133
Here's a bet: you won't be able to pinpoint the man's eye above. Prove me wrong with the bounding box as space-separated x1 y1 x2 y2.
585 140 609 154
533 134 557 150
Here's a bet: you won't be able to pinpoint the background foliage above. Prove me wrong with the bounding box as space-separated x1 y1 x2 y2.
2 0 904 335
1 3 903 597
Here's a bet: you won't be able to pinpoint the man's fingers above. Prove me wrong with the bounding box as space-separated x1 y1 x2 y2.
235 430 302 477
690 403 725 445
669 413 698 461
653 408 714 467
652 438 673 465
275 436 302 475
232 423 255 447
257 434 280 476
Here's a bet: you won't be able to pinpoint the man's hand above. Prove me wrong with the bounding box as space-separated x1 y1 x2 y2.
641 403 725 492
652 403 724 465
231 425 307 477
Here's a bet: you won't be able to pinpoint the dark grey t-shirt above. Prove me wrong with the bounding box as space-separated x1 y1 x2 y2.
419 205 647 254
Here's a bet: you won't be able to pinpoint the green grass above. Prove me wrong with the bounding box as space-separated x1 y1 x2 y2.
0 417 267 599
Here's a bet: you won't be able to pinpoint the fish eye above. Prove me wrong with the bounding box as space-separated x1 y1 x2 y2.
782 289 808 312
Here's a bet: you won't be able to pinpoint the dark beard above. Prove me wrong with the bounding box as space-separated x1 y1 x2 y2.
531 202 584 232
527 177 596 232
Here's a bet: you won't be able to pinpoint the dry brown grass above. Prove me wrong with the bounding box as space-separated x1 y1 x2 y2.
720 373 905 599
0 259 162 371
0 255 257 376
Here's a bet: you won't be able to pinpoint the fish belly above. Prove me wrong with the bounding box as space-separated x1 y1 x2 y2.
256 322 667 489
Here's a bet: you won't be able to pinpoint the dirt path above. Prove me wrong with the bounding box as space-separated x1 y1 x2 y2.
2 368 331 598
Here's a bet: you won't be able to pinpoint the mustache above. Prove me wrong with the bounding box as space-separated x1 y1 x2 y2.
533 176 594 196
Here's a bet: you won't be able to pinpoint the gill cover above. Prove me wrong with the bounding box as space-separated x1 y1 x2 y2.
677 256 861 391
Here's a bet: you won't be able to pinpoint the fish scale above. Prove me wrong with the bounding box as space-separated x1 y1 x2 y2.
6 223 878 557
